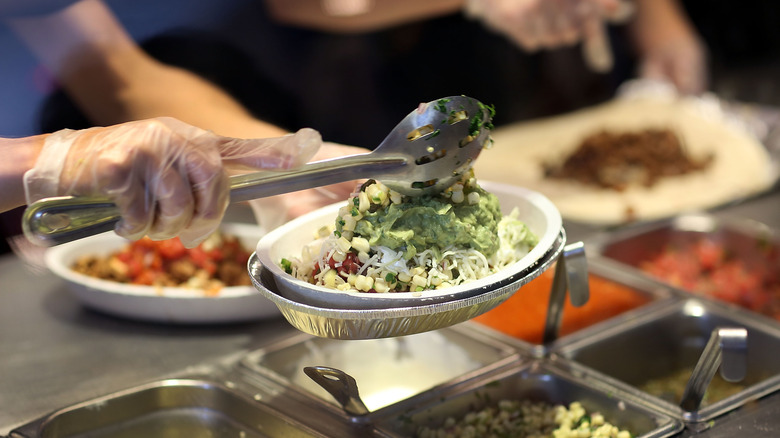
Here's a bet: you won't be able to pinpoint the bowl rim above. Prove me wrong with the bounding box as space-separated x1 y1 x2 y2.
255 180 562 305
45 222 264 300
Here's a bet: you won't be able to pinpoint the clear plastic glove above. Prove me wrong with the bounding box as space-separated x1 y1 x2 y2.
24 117 321 247
248 142 369 232
464 0 633 71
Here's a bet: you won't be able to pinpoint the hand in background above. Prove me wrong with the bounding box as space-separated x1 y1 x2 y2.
464 0 633 71
630 0 708 95
24 118 321 246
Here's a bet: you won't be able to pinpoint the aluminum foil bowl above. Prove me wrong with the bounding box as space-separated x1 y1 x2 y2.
255 181 562 310
248 230 565 339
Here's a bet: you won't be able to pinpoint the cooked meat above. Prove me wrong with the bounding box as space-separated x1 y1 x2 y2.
545 129 714 191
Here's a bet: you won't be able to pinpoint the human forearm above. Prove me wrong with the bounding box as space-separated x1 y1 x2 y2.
0 135 48 212
628 0 707 94
630 0 693 48
264 0 463 33
6 0 289 139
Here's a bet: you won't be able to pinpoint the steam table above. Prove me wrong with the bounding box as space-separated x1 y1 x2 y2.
1 190 778 437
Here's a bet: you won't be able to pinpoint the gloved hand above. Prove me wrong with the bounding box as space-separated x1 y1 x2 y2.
24 117 321 247
248 142 370 232
464 0 633 72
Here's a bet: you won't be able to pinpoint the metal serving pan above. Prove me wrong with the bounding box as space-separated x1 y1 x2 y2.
372 359 683 438
238 323 523 415
247 230 566 340
8 379 330 438
586 213 780 322
553 298 780 424
471 258 676 346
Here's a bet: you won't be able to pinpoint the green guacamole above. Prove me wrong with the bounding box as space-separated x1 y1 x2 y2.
348 184 502 259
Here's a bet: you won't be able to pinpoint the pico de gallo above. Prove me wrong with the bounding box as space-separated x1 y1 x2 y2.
639 238 780 320
71 231 253 296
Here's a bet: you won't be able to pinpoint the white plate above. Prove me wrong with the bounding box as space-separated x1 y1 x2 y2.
45 223 280 324
255 181 562 310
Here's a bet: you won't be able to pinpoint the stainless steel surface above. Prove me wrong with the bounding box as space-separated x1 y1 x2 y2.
22 96 492 247
680 327 748 412
303 367 370 416
373 360 683 438
677 390 780 437
2 189 779 438
248 230 565 339
554 298 780 423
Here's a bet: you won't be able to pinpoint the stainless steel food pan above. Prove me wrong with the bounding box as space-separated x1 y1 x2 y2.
239 322 523 414
9 379 330 438
372 359 682 438
586 213 779 320
554 298 780 423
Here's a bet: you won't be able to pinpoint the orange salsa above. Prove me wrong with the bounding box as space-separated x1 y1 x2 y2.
474 267 652 344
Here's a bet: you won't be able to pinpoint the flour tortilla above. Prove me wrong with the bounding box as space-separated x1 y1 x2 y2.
474 97 777 225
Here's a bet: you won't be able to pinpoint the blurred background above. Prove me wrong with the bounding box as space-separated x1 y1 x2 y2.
0 0 778 144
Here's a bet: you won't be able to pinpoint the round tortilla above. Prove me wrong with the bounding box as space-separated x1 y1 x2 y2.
474 96 777 225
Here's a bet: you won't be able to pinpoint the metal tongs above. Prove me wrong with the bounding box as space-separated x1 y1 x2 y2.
23 96 493 246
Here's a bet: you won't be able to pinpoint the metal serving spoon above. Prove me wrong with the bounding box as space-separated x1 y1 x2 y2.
23 96 493 246
679 327 747 414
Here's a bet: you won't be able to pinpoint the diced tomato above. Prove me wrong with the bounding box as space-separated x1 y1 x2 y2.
148 252 163 272
189 247 217 275
157 238 187 259
130 237 157 251
640 238 779 321
81 231 253 290
132 269 158 285
695 239 724 270
124 253 145 279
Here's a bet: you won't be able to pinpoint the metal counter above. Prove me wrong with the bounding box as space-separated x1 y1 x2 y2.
1 191 778 436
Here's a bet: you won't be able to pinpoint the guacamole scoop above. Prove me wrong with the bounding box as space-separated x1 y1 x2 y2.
346 182 502 259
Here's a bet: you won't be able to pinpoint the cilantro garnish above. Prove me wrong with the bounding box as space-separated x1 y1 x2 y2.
280 258 292 274
434 98 451 113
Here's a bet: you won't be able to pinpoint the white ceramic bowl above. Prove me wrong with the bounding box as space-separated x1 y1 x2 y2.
45 223 280 324
255 181 562 310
